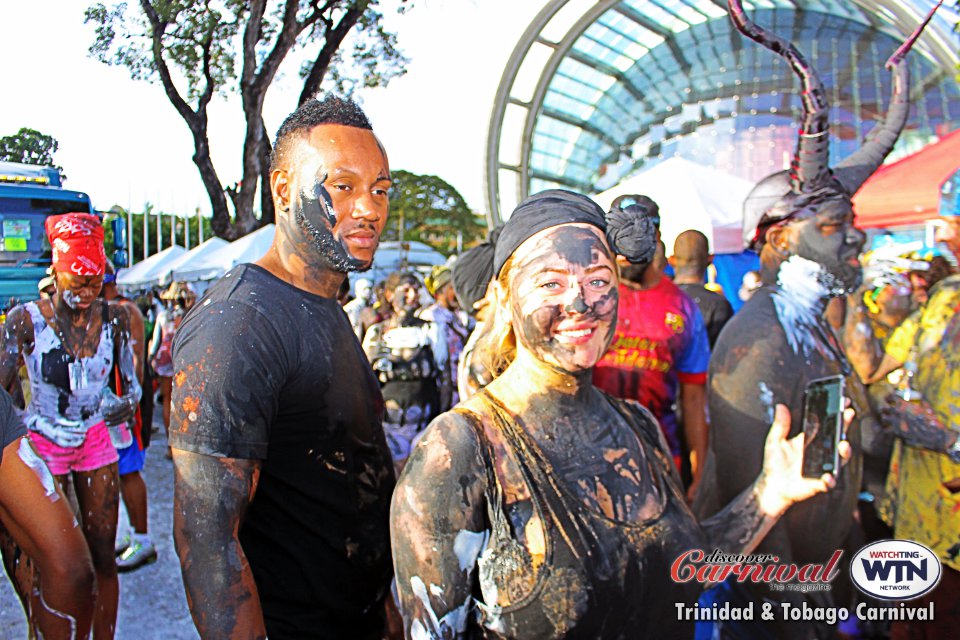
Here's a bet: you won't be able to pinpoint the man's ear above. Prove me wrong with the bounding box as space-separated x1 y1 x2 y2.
766 226 790 255
668 255 677 268
270 168 291 215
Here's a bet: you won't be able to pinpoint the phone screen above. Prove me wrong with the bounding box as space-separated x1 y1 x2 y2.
801 375 845 479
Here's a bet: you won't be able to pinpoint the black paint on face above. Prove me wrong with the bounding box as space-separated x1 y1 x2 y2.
391 279 421 316
294 178 370 273
510 226 618 373
790 198 865 295
551 226 601 268
566 296 589 314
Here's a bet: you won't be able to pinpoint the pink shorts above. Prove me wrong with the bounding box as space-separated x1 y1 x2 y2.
28 421 119 476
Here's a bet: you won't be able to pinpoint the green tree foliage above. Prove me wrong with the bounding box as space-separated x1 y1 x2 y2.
0 128 65 176
383 170 486 256
85 0 409 240
102 203 214 266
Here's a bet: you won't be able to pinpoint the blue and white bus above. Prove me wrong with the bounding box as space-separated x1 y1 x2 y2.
0 161 94 310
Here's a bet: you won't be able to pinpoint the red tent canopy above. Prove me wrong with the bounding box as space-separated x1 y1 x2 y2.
852 129 960 229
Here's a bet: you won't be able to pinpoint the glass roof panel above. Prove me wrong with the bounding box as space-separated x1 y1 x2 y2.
521 0 960 195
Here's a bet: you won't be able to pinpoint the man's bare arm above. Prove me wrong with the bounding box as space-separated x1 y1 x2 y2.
172 449 266 639
1 307 32 399
103 304 141 426
680 381 709 500
115 300 145 384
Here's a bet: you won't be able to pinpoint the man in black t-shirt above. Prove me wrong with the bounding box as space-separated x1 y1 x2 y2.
170 95 395 639
671 230 734 348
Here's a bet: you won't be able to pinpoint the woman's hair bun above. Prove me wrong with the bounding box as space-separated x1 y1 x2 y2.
605 195 659 265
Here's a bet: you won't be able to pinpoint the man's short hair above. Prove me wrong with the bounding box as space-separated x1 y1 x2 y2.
270 95 373 172
673 229 710 273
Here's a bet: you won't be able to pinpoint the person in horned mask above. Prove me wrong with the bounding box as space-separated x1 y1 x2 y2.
700 2 938 638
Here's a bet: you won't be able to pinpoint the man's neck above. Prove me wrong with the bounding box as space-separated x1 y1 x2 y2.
625 263 663 290
672 270 704 286
255 241 345 298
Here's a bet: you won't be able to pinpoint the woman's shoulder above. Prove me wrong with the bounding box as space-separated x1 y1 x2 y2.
401 402 492 481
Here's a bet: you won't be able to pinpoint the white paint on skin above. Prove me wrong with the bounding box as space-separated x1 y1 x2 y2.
37 588 78 640
61 289 83 309
476 545 500 613
773 255 830 357
453 529 489 573
409 575 471 639
405 486 424 518
18 438 60 502
759 382 775 423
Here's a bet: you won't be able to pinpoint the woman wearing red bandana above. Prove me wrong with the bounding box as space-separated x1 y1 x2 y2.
0 212 141 638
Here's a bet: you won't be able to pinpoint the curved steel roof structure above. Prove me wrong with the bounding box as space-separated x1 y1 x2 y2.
485 0 960 224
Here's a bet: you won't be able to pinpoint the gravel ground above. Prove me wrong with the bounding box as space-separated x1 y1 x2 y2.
0 417 199 639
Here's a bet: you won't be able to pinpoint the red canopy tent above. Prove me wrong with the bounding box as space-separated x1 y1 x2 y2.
852 129 960 229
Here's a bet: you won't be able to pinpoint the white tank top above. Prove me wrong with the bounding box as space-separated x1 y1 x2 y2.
23 301 114 428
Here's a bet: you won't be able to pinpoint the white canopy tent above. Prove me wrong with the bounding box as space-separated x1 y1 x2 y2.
173 224 275 282
155 237 229 286
117 245 186 290
592 157 755 255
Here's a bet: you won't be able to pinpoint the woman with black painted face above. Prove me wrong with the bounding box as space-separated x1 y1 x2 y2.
390 190 848 639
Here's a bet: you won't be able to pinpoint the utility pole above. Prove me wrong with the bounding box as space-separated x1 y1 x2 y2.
143 208 149 261
126 208 133 267
197 207 204 244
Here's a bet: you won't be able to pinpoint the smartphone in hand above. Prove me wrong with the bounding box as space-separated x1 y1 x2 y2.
801 375 845 479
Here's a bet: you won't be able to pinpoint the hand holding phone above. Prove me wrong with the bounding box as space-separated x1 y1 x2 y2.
801 375 845 479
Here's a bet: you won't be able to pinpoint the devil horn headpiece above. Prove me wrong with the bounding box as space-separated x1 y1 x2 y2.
731 0 944 249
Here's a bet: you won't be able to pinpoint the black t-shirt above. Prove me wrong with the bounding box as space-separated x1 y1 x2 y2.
677 283 734 348
1 388 27 465
170 264 395 639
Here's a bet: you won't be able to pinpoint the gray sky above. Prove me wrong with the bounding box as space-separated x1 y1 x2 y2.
0 0 545 216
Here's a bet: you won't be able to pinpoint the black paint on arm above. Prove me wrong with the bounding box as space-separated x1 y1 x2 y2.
391 410 488 638
173 450 266 639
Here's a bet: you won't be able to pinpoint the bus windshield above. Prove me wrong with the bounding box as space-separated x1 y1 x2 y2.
0 196 93 266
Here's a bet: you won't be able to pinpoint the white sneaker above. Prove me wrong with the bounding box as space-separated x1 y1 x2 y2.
117 539 158 572
115 532 131 556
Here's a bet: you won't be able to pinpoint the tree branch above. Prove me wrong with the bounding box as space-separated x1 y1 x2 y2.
298 0 370 105
139 0 199 129
140 0 230 237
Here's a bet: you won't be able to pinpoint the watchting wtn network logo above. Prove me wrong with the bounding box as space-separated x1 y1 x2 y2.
850 540 942 601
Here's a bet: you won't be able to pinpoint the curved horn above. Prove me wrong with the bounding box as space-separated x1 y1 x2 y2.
728 0 831 193
834 0 943 196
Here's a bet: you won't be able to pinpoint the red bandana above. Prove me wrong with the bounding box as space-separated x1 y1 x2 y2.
45 213 106 276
